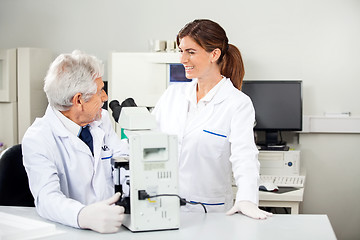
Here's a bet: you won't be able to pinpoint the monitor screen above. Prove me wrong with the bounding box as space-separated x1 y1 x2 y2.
169 64 191 83
241 80 302 147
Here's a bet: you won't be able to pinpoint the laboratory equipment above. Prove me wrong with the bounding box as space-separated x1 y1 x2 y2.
241 80 302 150
0 48 54 147
113 107 180 232
109 98 137 123
108 52 189 136
258 150 300 176
108 52 188 108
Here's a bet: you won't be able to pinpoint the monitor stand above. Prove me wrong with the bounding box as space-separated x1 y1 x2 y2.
257 130 290 151
257 144 289 151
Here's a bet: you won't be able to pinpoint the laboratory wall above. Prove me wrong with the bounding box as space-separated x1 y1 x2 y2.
0 0 359 239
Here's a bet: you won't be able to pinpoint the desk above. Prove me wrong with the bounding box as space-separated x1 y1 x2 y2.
0 206 336 240
233 187 304 214
259 188 304 214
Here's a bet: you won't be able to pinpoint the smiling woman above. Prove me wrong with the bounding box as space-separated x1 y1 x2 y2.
153 19 272 220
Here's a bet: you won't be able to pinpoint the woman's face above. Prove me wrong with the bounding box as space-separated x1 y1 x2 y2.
179 36 215 80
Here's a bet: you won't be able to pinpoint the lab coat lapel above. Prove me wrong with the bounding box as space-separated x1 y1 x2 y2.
64 122 104 164
46 105 96 157
183 103 214 136
213 78 233 104
90 121 105 170
66 131 93 157
71 135 93 156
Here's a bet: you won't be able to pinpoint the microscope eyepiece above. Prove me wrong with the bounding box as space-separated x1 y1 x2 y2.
109 98 137 122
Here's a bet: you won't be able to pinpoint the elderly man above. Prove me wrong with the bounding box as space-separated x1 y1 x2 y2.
22 50 127 233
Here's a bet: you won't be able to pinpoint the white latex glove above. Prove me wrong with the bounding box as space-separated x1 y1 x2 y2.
78 192 125 233
226 201 272 219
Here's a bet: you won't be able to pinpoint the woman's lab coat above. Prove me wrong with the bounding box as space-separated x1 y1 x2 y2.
153 78 259 212
22 106 128 228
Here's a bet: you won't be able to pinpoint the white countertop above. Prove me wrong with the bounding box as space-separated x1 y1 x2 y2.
0 206 336 240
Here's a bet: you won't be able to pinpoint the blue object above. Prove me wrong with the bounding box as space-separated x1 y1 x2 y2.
189 201 224 206
203 130 227 138
79 125 93 155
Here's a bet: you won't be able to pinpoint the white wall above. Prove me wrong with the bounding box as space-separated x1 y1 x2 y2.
1 0 359 239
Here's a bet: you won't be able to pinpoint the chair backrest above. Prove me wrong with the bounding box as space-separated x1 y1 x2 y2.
0 144 35 207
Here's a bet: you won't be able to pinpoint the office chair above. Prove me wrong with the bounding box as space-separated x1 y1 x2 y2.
0 144 35 207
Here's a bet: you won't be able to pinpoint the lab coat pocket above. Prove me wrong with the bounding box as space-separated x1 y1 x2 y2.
199 128 228 158
100 157 113 185
100 146 113 181
101 145 113 161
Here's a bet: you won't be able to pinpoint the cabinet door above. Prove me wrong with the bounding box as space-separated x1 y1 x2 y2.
17 48 54 142
0 102 18 147
0 49 16 102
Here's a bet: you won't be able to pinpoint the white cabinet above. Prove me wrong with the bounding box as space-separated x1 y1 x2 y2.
0 48 54 147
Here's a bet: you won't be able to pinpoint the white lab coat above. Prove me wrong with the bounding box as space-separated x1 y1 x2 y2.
153 78 259 212
22 105 128 228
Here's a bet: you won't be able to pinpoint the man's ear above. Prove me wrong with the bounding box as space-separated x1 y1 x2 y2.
210 48 221 63
72 93 83 108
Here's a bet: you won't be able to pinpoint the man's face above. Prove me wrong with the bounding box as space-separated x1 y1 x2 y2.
80 77 108 125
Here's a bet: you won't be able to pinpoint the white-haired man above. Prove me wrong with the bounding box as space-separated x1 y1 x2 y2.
22 50 127 233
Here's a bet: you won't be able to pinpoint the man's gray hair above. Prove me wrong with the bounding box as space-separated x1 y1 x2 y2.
44 50 104 111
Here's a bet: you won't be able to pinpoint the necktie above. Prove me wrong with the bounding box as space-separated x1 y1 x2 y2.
79 125 93 155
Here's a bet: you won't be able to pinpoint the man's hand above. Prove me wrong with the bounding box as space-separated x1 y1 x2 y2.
226 201 272 219
78 192 125 233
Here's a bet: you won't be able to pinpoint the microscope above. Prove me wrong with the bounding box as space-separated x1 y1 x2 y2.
112 106 180 232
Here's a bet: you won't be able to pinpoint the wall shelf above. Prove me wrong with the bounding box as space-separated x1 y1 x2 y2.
301 115 360 133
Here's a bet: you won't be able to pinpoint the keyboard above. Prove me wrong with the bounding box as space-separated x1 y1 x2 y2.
260 175 305 188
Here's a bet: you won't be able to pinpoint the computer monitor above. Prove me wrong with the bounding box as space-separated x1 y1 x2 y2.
241 80 302 150
169 64 191 84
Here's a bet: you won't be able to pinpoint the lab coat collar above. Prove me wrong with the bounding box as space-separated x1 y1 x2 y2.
185 77 229 105
44 105 70 138
89 114 103 129
200 77 226 103
186 77 233 104
53 107 82 137
211 77 235 105
46 106 104 136
44 105 104 157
